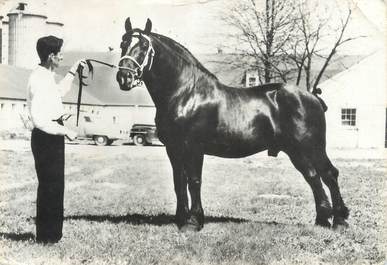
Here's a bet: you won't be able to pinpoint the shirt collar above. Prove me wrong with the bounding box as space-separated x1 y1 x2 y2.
36 65 55 77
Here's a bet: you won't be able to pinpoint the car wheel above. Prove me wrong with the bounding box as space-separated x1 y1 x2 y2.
133 134 146 146
94 135 109 146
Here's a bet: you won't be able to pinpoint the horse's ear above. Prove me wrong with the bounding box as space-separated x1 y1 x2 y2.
125 17 132 33
144 18 152 34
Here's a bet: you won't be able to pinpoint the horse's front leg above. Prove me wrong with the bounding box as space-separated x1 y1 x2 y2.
181 145 204 232
166 145 189 228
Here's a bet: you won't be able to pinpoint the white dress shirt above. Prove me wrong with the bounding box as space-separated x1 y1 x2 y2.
27 65 75 135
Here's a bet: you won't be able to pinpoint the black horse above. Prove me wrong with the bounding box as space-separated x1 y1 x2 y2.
116 18 349 231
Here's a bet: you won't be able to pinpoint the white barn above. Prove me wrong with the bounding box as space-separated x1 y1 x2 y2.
320 50 386 148
0 63 156 132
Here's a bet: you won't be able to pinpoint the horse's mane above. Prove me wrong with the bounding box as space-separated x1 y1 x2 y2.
149 32 218 81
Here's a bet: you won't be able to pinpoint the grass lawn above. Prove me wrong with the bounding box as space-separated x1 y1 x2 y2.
0 141 385 265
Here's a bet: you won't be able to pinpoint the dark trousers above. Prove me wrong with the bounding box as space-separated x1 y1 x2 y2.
31 125 64 243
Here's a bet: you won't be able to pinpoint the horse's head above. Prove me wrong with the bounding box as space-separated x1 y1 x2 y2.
116 18 155 91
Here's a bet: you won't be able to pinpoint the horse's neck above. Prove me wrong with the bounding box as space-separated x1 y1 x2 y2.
143 38 208 109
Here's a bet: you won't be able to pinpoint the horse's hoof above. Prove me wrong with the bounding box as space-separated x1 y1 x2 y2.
179 217 203 232
175 219 187 229
332 218 349 230
179 223 202 232
315 219 331 228
175 213 189 229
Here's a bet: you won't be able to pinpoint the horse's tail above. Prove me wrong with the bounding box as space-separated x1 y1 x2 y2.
311 88 328 112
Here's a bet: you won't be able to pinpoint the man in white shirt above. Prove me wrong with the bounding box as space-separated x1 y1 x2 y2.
27 35 85 244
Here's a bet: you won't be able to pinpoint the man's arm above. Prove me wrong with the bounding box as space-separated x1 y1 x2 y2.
57 72 75 97
58 59 87 97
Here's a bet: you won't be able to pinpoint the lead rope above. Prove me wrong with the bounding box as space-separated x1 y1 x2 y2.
75 59 117 126
75 52 154 126
76 64 84 126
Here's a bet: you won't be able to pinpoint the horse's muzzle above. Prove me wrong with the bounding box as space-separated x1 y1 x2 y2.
116 71 134 91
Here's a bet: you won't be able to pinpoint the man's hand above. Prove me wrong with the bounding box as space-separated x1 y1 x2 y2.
69 59 87 74
65 129 78 141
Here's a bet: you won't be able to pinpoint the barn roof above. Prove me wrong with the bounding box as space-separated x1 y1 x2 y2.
0 64 30 100
319 49 386 105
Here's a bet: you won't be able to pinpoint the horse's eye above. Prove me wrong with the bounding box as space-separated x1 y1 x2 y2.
140 41 148 48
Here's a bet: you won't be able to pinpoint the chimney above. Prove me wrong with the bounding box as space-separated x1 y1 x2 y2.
17 2 27 11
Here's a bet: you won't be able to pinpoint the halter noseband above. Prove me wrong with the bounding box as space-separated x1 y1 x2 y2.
118 33 155 86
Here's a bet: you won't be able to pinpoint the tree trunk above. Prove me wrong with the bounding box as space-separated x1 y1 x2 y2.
265 0 273 83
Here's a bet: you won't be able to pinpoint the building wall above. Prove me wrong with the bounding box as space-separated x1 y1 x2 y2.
102 105 156 128
0 18 2 64
0 98 156 132
62 103 104 117
1 21 8 64
0 98 29 129
320 51 386 148
324 104 385 148
46 22 63 38
8 13 47 69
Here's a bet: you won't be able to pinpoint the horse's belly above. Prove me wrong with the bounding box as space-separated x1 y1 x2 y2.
202 114 274 158
203 138 268 158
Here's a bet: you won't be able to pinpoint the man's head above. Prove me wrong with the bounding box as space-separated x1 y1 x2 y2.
36 35 63 68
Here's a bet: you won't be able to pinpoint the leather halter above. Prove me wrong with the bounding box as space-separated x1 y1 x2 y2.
118 33 155 78
74 35 155 126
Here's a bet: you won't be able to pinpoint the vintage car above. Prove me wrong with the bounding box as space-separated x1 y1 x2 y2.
62 114 130 146
129 124 161 146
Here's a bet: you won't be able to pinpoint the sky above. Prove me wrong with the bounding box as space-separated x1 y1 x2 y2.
0 0 385 54
0 0 231 53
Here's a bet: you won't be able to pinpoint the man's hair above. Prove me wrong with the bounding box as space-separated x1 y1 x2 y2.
36 35 63 63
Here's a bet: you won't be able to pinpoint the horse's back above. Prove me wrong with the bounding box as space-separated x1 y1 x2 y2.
249 82 284 93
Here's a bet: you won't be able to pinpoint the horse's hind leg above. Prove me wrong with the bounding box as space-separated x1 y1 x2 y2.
287 152 333 227
314 154 349 228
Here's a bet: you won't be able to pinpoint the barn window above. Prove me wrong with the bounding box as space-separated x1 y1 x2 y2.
11 103 15 110
248 77 257 87
0 103 4 110
113 116 117 124
341 108 356 126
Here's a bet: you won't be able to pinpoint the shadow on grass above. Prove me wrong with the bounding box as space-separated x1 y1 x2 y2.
0 232 34 241
122 142 164 147
65 213 247 226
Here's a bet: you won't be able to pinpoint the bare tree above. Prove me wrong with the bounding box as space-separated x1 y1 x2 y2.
311 10 356 93
221 0 298 83
220 0 358 90
288 1 356 93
